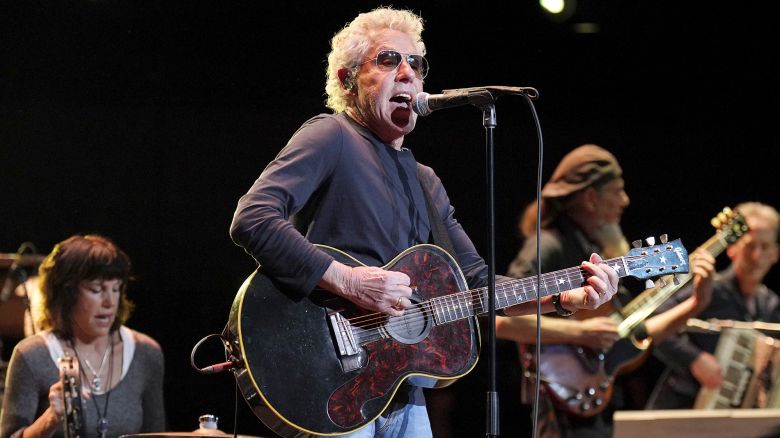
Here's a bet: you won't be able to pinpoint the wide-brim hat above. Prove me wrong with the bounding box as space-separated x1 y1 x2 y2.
541 144 622 198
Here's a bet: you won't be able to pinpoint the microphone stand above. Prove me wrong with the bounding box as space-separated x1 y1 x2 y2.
475 88 538 437
418 86 538 437
482 102 499 438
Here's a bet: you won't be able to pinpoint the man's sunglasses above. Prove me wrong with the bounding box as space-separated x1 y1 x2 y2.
354 50 429 79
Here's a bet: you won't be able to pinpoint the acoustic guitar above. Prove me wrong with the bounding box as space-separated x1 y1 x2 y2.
223 239 688 437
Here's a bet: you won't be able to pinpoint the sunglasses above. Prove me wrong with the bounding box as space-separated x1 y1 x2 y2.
354 50 429 79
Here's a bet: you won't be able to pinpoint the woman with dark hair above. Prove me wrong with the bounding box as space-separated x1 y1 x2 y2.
0 234 166 438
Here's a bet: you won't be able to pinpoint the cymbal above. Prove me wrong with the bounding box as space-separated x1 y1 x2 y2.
120 433 265 438
0 254 45 270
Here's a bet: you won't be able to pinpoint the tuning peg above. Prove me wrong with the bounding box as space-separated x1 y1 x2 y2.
632 240 642 248
717 212 728 223
659 234 668 244
644 279 654 289
711 217 722 229
672 275 680 286
645 236 655 246
659 278 668 287
723 206 733 217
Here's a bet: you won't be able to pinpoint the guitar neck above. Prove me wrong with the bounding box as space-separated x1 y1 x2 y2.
430 256 630 324
687 318 780 333
616 232 731 335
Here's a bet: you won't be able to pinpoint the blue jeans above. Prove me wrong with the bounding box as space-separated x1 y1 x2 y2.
333 386 432 438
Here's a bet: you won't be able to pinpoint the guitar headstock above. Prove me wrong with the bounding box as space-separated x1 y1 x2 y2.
711 206 749 244
624 236 689 281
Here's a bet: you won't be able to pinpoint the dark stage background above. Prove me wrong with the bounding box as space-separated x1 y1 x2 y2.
2 1 779 436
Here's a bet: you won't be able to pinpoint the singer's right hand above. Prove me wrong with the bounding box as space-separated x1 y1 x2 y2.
319 261 412 316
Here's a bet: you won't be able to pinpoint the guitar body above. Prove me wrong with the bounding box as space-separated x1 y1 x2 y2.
524 336 650 417
220 236 689 434
225 244 479 437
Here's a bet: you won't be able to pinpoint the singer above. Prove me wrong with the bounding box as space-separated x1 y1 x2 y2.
0 234 166 438
229 6 619 438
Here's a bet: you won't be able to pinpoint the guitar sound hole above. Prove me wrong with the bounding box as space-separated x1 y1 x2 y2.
385 301 432 344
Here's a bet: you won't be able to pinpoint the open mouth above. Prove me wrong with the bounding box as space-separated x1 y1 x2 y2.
95 314 114 324
390 93 412 109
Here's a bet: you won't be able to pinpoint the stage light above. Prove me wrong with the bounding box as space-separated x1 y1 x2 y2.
539 0 577 23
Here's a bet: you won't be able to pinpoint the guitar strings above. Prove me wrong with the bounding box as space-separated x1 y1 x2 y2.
342 264 590 331
343 252 670 339
344 261 614 334
337 254 658 340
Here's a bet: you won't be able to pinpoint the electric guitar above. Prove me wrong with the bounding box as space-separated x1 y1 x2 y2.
525 208 747 418
223 239 688 437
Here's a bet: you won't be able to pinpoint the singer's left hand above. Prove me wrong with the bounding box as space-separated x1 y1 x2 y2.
561 253 619 310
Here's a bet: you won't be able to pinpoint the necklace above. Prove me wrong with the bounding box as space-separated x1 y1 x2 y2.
70 335 114 438
80 344 110 393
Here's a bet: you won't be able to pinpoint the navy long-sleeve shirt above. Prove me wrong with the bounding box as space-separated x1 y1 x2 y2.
230 113 490 299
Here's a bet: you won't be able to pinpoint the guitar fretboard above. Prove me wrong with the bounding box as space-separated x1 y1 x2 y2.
429 257 630 325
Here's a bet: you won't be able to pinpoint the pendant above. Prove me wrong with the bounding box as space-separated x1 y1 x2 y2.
97 417 109 438
93 375 102 392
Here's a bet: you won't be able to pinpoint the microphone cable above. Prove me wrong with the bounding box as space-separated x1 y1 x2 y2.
190 332 240 375
522 92 545 438
190 329 244 438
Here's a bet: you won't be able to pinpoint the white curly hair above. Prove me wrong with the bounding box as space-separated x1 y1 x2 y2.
325 7 426 113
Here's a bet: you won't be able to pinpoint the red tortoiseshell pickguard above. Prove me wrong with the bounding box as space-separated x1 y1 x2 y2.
327 246 478 428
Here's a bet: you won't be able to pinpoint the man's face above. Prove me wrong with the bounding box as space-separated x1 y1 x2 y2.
729 216 779 283
593 177 630 226
590 178 630 257
350 28 424 145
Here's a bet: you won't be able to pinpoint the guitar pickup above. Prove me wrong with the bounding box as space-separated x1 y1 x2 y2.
327 312 368 373
329 312 360 357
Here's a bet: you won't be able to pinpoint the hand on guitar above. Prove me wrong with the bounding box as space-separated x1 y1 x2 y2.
690 250 716 312
690 351 723 389
319 261 413 316
559 253 620 312
504 253 620 317
575 317 620 350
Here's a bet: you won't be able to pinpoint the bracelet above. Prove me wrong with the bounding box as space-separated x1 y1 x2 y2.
552 293 573 316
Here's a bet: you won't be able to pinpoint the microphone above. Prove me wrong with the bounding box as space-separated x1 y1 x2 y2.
412 85 539 117
0 260 21 303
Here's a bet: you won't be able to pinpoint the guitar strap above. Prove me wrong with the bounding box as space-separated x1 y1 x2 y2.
417 167 457 257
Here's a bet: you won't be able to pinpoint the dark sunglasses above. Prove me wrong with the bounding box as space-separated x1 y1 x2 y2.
355 50 429 79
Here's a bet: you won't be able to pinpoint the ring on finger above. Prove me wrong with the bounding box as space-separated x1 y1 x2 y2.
395 296 403 308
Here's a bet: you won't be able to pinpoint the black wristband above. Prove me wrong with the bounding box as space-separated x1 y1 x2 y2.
552 293 573 316
631 322 649 340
